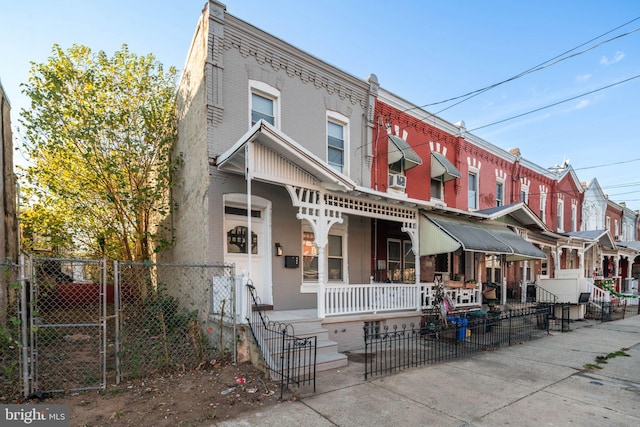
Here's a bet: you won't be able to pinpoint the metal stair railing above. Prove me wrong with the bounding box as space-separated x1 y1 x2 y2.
245 283 316 398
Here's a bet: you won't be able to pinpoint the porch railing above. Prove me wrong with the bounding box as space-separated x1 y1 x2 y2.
323 282 481 317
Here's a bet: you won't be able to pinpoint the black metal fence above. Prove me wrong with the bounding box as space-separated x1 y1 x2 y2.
364 305 550 379
585 298 639 322
245 284 316 398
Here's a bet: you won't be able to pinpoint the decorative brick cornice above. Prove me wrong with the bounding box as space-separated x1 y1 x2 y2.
222 26 369 110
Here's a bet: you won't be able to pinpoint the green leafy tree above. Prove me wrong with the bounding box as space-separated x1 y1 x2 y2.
19 44 177 261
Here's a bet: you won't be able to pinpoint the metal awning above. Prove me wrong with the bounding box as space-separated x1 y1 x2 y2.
420 213 547 261
388 135 422 170
431 151 461 182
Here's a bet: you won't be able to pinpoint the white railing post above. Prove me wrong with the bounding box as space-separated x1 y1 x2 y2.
236 274 249 324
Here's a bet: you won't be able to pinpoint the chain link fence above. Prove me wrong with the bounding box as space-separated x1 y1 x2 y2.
115 262 236 382
0 260 22 398
29 257 107 393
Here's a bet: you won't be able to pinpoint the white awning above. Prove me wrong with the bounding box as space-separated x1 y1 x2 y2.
388 135 422 170
431 151 461 182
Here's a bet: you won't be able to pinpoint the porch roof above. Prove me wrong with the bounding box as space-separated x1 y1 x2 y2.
217 120 356 192
420 213 547 261
563 229 616 250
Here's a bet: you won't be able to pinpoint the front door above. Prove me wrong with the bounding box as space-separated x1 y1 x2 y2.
224 195 272 305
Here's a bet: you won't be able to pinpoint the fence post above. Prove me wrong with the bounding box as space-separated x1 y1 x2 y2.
114 261 121 384
235 274 248 323
20 254 29 398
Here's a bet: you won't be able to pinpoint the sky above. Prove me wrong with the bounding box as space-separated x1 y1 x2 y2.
1 0 639 210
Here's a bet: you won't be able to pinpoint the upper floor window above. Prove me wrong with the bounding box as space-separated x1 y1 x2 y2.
249 80 280 129
606 216 611 232
468 172 478 210
326 111 349 174
557 200 564 232
496 181 504 207
520 184 529 204
540 193 547 223
614 219 619 237
571 205 577 232
431 177 443 201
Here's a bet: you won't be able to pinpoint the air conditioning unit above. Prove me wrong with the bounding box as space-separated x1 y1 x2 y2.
617 234 623 241
389 174 407 190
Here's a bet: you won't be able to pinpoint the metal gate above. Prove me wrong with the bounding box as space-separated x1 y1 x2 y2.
29 257 107 393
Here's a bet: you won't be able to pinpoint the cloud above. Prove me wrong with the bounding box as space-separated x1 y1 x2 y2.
563 99 591 113
576 74 591 82
600 51 625 66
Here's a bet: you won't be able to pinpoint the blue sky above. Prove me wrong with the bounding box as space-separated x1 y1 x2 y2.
2 0 639 210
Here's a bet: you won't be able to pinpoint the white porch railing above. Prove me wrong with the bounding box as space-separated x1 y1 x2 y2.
324 283 418 316
588 280 610 302
323 282 481 317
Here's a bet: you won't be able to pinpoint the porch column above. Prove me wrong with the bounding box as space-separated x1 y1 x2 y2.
614 255 620 278
317 246 326 319
578 250 585 278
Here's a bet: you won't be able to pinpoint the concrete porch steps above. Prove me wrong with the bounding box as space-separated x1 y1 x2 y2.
262 310 348 372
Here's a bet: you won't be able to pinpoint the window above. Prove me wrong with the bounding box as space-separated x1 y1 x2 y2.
520 184 529 204
386 239 414 283
302 229 345 282
468 172 478 210
328 235 343 280
302 231 318 281
571 205 577 232
327 112 349 174
614 219 619 237
249 80 280 128
227 226 258 254
557 200 564 232
606 216 611 232
496 181 504 207
431 177 443 201
540 193 547 223
251 93 274 126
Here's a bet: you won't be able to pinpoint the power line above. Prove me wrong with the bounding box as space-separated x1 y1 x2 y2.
465 73 640 133
574 158 640 171
396 16 640 118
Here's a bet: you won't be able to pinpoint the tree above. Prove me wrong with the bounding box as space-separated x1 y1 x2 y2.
19 44 178 261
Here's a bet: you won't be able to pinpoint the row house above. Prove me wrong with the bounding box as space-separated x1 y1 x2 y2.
581 178 639 292
168 1 639 361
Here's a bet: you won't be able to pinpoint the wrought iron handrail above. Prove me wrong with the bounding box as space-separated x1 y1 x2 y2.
245 283 316 398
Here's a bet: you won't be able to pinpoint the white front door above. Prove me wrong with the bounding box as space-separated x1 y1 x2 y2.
224 195 272 305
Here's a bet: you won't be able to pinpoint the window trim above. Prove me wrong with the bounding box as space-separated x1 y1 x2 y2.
249 80 281 129
326 111 350 174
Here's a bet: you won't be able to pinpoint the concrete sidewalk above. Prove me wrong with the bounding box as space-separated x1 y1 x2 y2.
216 316 640 426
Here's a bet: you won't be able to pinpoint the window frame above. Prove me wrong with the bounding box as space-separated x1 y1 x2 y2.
495 178 505 207
249 80 281 129
326 111 349 174
468 168 479 210
557 199 565 232
540 191 547 224
520 184 529 204
301 221 348 292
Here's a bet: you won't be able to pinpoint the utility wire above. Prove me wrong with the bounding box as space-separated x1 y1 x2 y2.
395 16 640 131
465 73 640 133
